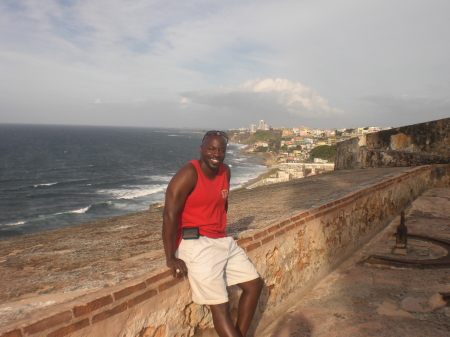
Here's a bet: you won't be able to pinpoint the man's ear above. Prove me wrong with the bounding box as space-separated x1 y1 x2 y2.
199 145 203 155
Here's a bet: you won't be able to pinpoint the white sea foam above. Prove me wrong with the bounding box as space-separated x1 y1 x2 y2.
34 182 57 187
69 206 90 214
98 184 167 200
229 142 248 150
54 206 90 215
3 221 25 227
149 175 172 182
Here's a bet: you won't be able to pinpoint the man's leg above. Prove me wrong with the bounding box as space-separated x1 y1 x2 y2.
236 277 264 337
209 302 240 337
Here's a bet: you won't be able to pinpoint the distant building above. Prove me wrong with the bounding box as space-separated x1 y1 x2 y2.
282 128 294 138
250 124 257 132
367 127 381 133
258 120 265 130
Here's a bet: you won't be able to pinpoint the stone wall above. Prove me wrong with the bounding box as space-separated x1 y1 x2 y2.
2 164 449 337
335 117 450 170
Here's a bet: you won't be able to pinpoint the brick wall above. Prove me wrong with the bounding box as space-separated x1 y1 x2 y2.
1 165 449 337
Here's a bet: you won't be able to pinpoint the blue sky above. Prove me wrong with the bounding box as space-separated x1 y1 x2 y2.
1 0 449 130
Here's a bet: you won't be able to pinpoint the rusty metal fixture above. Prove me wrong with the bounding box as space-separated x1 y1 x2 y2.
440 293 450 306
395 211 407 248
362 234 450 269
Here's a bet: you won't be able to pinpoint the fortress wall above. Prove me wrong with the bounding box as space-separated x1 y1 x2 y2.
335 117 450 170
1 165 449 337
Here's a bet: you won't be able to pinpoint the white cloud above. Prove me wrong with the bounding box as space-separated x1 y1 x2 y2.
1 1 450 129
181 78 345 118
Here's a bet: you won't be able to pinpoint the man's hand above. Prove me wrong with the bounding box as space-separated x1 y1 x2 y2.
166 257 188 278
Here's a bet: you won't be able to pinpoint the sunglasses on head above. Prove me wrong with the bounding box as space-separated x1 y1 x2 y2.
202 130 229 142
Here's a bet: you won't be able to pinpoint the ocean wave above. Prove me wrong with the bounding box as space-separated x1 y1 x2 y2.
2 221 25 227
97 184 167 200
33 182 58 187
54 206 90 215
149 175 172 182
228 142 248 150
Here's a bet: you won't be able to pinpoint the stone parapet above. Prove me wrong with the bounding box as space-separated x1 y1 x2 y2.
1 164 448 337
335 117 450 170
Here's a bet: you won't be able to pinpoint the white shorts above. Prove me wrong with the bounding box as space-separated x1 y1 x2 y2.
176 236 259 305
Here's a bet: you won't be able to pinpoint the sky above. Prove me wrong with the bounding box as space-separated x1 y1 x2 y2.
1 0 449 130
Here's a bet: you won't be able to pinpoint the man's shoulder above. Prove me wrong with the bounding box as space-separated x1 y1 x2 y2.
167 162 198 191
177 161 197 176
221 163 231 178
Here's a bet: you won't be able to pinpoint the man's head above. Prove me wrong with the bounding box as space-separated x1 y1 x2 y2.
199 130 228 172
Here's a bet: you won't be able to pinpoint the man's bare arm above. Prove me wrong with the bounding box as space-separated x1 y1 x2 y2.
162 163 197 278
225 164 231 213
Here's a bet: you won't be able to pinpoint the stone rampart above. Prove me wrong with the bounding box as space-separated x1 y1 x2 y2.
335 117 450 170
2 164 449 337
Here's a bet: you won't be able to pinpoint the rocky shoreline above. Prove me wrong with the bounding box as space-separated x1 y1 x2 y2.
237 146 278 188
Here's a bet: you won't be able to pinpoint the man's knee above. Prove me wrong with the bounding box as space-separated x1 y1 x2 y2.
239 277 264 294
209 302 231 317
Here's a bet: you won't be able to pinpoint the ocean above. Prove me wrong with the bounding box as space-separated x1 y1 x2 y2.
0 124 266 240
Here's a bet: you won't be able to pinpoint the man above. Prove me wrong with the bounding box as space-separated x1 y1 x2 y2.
162 130 263 337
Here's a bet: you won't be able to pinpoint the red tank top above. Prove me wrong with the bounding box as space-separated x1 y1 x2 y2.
175 160 229 249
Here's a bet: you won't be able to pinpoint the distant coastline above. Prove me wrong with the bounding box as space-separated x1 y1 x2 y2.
236 146 277 188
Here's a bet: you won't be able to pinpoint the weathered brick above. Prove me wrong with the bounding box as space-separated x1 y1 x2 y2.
309 207 320 215
290 215 301 222
341 201 353 208
314 212 324 219
305 216 314 223
127 289 158 308
236 237 252 246
0 329 22 337
245 242 261 252
279 219 291 227
146 270 172 286
323 208 335 216
296 219 305 226
113 282 146 301
275 229 286 237
158 277 184 293
299 211 310 218
91 302 127 324
73 295 113 317
46 319 90 337
23 311 72 335
333 200 341 205
261 235 274 245
285 223 296 232
319 205 327 211
253 230 268 240
267 224 280 233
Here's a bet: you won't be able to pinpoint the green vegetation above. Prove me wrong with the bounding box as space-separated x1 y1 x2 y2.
309 145 337 162
230 187 247 193
254 146 268 152
248 132 273 144
262 168 279 179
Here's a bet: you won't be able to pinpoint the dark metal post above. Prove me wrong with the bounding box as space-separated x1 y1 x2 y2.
396 211 408 248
